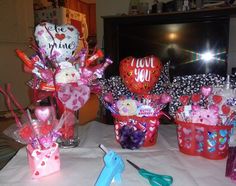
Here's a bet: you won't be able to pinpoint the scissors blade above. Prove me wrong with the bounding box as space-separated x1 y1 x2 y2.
126 159 141 171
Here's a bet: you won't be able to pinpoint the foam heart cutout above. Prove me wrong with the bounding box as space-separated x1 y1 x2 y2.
57 84 90 111
119 56 162 95
34 22 79 63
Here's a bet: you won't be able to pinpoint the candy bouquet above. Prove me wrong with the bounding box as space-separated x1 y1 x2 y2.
16 22 112 147
174 83 235 159
0 85 70 178
98 56 172 149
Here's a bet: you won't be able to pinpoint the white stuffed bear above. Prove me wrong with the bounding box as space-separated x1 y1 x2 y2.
55 62 80 85
116 99 138 116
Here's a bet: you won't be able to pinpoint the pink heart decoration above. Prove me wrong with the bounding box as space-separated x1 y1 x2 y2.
104 92 114 104
160 93 172 104
57 84 90 111
200 86 212 97
35 106 51 122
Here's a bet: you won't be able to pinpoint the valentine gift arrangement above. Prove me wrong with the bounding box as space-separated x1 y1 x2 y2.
98 56 172 149
174 79 236 160
16 22 112 148
0 84 71 178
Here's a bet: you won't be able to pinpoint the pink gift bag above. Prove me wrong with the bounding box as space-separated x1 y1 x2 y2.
26 142 60 179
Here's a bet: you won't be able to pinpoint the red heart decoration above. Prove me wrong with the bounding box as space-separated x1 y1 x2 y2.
191 93 201 103
222 105 230 115
119 56 162 94
41 161 45 166
179 95 190 105
55 33 65 40
35 171 40 176
212 95 223 104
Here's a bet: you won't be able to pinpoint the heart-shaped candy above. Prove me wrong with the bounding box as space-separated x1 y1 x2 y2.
35 106 51 122
34 22 79 63
200 86 212 97
57 84 90 111
221 104 230 115
119 56 162 95
191 93 201 103
179 95 190 105
212 95 222 104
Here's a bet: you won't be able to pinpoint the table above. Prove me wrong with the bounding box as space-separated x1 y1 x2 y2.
0 121 234 186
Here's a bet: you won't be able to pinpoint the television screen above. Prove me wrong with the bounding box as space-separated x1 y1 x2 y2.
118 19 229 80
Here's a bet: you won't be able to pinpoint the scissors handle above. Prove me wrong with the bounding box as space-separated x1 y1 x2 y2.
139 168 173 186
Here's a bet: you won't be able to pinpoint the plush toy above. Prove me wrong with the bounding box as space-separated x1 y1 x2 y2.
55 63 80 85
55 62 90 111
192 107 219 125
116 99 138 116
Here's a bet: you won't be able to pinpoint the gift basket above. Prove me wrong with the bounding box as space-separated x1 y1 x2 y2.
0 85 71 178
174 79 235 159
15 22 112 148
98 56 172 149
1 22 113 179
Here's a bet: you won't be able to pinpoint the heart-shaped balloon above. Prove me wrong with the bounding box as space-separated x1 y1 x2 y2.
57 84 90 111
119 56 162 95
34 22 79 63
200 86 212 97
35 106 51 122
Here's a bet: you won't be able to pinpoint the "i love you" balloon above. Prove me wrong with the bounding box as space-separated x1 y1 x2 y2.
119 56 162 95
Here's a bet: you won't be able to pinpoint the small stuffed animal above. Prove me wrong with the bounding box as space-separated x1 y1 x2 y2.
55 62 80 85
116 99 138 116
191 107 219 125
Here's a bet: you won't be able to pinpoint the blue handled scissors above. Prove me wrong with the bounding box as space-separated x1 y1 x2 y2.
127 159 173 186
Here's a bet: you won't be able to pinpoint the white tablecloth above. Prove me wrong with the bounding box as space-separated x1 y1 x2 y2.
0 121 235 186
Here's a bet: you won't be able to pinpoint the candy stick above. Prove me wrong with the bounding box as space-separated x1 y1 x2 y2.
0 86 22 127
27 109 41 149
99 144 109 154
27 109 33 123
53 111 70 132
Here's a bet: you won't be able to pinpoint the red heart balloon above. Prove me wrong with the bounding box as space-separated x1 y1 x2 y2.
119 56 162 95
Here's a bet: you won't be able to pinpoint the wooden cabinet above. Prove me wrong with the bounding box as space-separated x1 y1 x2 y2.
103 7 236 78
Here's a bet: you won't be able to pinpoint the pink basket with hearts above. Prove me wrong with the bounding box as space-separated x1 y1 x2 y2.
176 120 232 160
113 114 160 147
26 142 60 179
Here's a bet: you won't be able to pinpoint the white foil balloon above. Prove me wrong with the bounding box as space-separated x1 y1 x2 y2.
34 22 79 63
